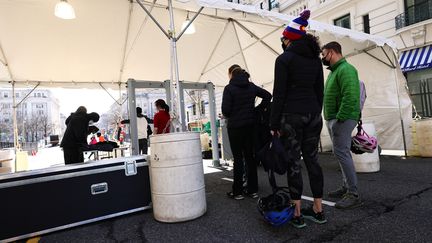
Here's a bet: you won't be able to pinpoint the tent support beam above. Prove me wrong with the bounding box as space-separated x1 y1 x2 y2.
15 82 41 108
363 50 395 69
136 0 170 39
381 46 396 68
197 21 231 81
232 19 279 56
99 83 121 105
202 26 282 75
118 0 134 83
232 21 249 72
177 7 204 41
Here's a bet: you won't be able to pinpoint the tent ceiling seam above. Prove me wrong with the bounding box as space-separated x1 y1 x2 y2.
197 20 231 81
0 41 15 81
202 25 282 75
118 1 134 83
232 21 249 72
232 19 279 56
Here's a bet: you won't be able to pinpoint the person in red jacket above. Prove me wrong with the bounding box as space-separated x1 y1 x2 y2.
153 99 171 134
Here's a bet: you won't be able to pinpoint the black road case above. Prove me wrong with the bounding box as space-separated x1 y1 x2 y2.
0 155 151 242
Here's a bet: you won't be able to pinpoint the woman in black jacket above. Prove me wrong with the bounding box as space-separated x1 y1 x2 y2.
270 10 326 228
222 65 272 200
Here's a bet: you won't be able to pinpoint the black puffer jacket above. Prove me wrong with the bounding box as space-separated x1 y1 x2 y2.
61 112 93 148
270 35 324 130
222 72 272 129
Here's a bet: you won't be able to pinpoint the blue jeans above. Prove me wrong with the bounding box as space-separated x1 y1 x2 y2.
327 119 358 194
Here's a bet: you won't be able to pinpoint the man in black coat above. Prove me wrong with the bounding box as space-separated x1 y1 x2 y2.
60 107 100 164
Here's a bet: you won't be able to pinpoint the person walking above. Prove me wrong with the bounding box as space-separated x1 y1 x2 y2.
121 107 149 154
270 10 326 228
222 64 272 200
321 41 362 209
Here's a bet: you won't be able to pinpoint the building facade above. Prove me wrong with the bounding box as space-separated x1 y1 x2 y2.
0 89 61 142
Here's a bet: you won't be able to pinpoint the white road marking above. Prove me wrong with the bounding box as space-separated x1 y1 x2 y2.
301 195 336 207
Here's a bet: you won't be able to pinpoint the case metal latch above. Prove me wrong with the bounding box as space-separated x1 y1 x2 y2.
91 182 108 195
125 160 137 176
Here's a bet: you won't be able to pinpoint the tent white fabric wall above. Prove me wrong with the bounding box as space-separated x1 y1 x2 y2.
0 0 412 150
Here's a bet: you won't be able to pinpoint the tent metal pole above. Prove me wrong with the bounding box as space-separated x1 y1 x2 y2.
177 7 204 41
232 19 279 56
363 50 395 69
197 21 231 81
207 82 220 167
99 83 121 105
118 1 134 84
15 82 40 108
202 26 282 76
168 0 183 132
391 49 408 156
12 81 18 171
127 79 139 155
381 46 396 68
136 0 170 39
178 81 187 131
232 21 249 72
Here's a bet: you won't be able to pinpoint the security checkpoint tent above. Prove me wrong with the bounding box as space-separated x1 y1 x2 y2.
0 0 411 151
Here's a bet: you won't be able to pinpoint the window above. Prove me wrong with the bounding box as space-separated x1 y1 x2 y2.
38 110 44 115
363 14 370 34
3 92 8 98
4 119 9 123
192 104 197 116
201 101 206 115
37 93 41 97
334 14 351 29
15 93 20 98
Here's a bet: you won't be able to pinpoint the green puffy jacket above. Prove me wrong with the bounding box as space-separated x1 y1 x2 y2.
323 58 360 121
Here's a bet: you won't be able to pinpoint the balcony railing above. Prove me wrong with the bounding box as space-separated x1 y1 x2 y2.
395 0 432 30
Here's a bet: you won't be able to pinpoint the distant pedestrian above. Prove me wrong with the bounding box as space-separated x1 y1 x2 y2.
322 41 362 209
153 99 171 134
121 107 149 154
222 64 272 200
270 10 326 228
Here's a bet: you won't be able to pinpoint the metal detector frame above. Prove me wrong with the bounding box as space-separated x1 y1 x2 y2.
127 79 220 167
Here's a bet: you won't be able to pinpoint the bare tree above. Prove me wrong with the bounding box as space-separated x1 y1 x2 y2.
39 115 52 138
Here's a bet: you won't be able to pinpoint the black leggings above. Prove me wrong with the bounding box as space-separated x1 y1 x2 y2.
279 113 323 200
228 125 258 195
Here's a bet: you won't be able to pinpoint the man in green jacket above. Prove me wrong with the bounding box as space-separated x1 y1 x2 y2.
322 42 362 209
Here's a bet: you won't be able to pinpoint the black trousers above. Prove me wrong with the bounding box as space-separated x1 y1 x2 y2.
139 138 148 155
228 125 258 195
63 147 84 165
279 113 323 200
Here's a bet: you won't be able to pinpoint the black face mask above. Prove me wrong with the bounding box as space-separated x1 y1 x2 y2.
321 52 332 66
281 43 288 51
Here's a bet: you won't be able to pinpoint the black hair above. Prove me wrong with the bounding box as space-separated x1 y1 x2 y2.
97 132 101 136
303 34 321 58
228 64 250 79
155 99 170 112
136 107 142 115
88 112 100 122
76 106 87 114
322 41 342 54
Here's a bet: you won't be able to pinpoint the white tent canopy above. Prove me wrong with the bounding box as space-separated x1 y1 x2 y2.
0 0 412 150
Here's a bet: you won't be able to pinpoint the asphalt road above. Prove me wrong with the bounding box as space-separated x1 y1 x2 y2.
39 153 432 243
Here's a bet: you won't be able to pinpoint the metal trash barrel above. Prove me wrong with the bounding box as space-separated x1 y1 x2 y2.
149 132 206 222
352 122 380 172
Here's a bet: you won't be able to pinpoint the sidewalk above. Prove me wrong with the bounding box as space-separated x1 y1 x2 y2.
40 153 432 242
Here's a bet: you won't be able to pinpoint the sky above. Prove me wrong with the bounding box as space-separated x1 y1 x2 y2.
52 88 123 115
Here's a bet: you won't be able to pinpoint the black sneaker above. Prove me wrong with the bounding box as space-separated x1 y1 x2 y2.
289 216 307 229
227 191 244 200
245 192 258 199
335 193 363 209
328 187 347 198
301 206 327 224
